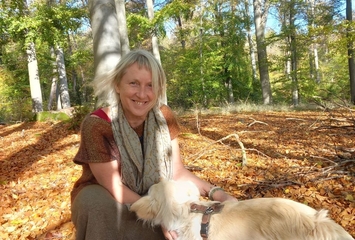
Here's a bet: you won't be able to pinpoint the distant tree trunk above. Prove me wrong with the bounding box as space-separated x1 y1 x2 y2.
346 0 355 104
69 33 86 104
243 0 257 83
56 46 71 109
289 0 299 106
89 0 122 78
307 0 320 83
26 42 43 112
177 16 186 48
146 0 166 104
146 0 161 64
226 77 235 103
115 0 130 56
312 46 320 83
253 0 272 104
200 0 207 107
48 46 57 110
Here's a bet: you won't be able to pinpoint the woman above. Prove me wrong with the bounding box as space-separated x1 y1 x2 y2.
70 49 236 240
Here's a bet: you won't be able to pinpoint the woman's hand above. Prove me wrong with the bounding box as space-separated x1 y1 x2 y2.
213 189 238 202
161 225 178 240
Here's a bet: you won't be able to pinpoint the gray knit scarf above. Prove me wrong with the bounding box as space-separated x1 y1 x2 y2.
110 103 173 195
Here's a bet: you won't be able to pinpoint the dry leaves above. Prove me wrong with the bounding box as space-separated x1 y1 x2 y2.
0 110 354 239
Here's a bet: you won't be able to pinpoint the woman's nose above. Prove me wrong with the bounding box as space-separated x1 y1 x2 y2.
136 86 148 98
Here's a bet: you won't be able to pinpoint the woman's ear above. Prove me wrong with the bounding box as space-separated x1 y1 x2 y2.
114 83 120 94
130 196 157 220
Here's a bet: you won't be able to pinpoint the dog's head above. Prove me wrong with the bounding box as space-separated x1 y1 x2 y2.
130 180 200 230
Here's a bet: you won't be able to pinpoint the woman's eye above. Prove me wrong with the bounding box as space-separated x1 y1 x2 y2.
130 82 138 86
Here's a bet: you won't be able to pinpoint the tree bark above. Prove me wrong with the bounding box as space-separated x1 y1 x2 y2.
26 42 43 112
89 0 122 78
48 46 57 110
289 1 298 106
147 0 161 64
115 0 130 56
243 0 257 83
56 46 71 109
307 0 320 83
253 0 272 104
346 0 355 104
146 0 166 104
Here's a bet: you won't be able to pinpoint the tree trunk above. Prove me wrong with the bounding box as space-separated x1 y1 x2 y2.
289 1 298 106
307 0 320 83
346 0 355 104
243 0 257 83
146 0 166 104
89 0 122 78
26 42 43 112
115 0 130 56
48 46 57 110
147 0 161 64
200 0 207 107
253 0 272 104
177 16 186 48
313 46 320 83
226 77 235 103
56 46 71 109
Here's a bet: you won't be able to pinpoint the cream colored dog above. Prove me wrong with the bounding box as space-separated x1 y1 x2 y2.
130 180 354 240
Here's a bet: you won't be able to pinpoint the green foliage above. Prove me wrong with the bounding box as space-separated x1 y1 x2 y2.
36 111 71 122
162 0 257 108
0 0 354 122
0 75 33 123
68 104 94 130
0 0 93 122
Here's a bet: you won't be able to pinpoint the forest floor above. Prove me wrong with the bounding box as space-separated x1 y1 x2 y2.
0 108 354 239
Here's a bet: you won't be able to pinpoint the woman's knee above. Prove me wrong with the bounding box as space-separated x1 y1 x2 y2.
71 185 125 222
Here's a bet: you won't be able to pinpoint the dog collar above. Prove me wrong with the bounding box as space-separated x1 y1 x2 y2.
190 202 224 240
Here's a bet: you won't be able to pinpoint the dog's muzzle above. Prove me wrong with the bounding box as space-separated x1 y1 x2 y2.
190 203 224 240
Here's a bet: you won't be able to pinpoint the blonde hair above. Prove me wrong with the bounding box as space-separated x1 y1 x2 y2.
93 49 166 107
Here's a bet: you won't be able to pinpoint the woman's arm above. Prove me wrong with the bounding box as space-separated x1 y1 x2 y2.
171 138 237 202
89 161 141 204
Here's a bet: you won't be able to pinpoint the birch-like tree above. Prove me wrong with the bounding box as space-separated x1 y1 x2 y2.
48 47 58 110
346 0 355 104
146 0 161 64
27 42 43 112
146 0 166 104
285 0 299 106
243 0 258 83
115 0 130 56
306 0 321 83
56 46 71 109
46 0 71 110
25 0 43 112
253 0 272 104
89 0 122 78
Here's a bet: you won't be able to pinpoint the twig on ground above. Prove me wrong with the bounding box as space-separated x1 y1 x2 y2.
189 133 248 166
286 118 307 121
310 155 337 164
247 118 268 127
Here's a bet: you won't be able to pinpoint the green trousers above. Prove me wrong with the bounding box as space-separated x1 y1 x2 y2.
71 184 165 240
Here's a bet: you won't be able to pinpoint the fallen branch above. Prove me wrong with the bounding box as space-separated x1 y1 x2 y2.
247 117 268 127
189 133 248 166
215 134 248 166
286 118 307 121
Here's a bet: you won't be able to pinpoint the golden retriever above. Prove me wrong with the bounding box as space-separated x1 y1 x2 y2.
130 180 353 240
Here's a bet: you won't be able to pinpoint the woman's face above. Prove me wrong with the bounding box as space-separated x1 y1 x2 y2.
115 63 157 122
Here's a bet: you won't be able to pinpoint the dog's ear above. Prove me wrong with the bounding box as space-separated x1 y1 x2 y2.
130 196 157 220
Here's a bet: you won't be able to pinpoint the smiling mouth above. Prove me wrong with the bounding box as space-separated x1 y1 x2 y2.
133 100 147 106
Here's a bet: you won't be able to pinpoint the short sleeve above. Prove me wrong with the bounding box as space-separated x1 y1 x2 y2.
73 115 119 164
